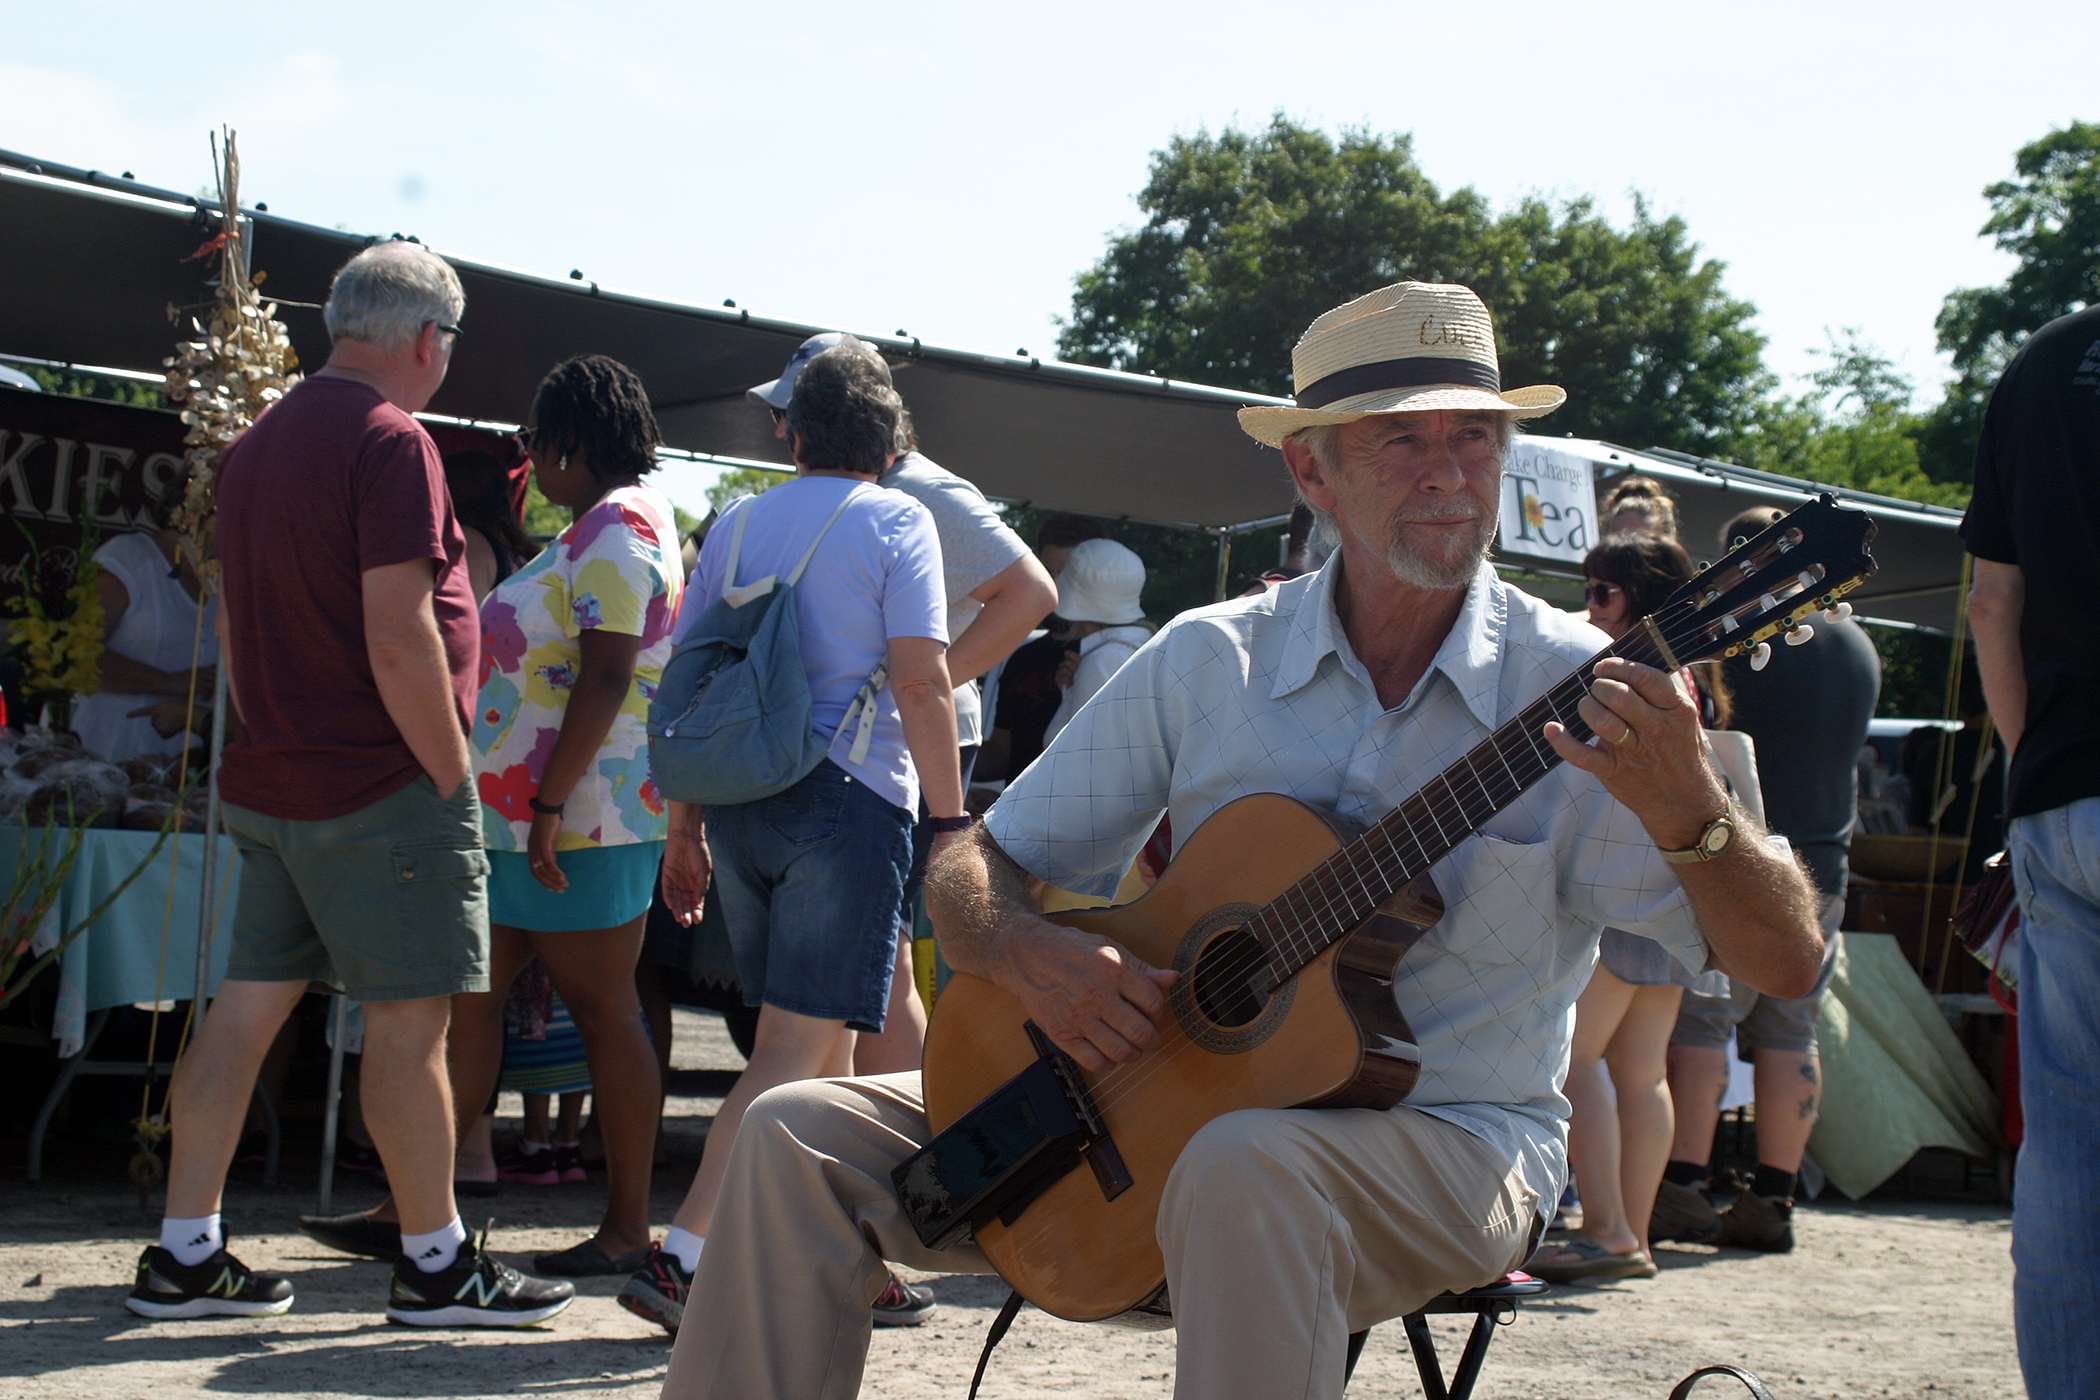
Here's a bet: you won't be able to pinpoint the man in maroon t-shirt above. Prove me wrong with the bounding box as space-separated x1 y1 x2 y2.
124 243 571 1328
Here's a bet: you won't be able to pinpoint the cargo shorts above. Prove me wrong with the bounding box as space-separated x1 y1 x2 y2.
222 773 491 1002
1672 889 1842 1056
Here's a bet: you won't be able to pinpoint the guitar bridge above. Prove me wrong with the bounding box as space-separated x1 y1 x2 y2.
891 1022 1132 1251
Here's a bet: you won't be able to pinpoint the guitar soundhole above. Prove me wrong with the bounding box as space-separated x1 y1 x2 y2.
1189 927 1271 1029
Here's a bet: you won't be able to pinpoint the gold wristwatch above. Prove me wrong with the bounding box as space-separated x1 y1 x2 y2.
1658 807 1737 864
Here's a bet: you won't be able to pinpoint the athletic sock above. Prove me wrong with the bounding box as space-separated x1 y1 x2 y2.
1663 1159 1709 1188
517 1138 550 1156
402 1217 469 1273
663 1226 704 1275
1750 1164 1798 1201
160 1213 222 1267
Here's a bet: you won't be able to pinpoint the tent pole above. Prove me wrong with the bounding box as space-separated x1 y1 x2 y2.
192 663 230 1030
1212 532 1233 603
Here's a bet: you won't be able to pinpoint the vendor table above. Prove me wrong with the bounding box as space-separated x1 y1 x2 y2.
3 826 242 1058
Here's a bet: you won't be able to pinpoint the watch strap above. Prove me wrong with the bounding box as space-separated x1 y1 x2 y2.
1658 809 1735 865
923 815 975 834
528 796 566 816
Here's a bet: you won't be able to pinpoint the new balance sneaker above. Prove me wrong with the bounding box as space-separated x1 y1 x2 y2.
1718 1190 1796 1253
386 1232 573 1327
297 1210 401 1259
871 1270 936 1327
616 1243 692 1335
125 1245 294 1319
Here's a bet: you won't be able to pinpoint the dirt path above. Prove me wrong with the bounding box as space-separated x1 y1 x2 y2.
1 1011 2020 1399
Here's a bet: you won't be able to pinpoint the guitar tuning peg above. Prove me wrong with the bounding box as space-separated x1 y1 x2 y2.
1822 601 1853 622
1785 623 1816 646
1750 642 1773 671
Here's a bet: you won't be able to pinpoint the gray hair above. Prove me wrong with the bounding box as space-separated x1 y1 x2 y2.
1285 414 1518 543
323 242 465 352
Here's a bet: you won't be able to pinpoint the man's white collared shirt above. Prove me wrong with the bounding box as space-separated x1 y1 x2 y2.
982 557 1709 1218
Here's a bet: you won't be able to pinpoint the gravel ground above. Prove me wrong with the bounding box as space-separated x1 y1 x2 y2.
1 1009 2021 1399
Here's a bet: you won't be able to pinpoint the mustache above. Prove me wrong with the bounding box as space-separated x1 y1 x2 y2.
1389 502 1485 524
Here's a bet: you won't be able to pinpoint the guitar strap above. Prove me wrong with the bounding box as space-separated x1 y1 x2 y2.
966 1290 1027 1400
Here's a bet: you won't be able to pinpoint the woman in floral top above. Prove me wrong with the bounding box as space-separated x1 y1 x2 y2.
451 356 682 1277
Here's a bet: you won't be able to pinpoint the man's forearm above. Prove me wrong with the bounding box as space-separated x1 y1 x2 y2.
925 824 1048 984
369 619 469 795
1967 558 2027 755
948 558 1057 684
1675 825 1824 998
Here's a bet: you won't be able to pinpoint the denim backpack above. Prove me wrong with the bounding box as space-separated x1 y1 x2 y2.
647 486 887 806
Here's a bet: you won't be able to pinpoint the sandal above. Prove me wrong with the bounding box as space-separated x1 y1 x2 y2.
531 1239 654 1277
1524 1237 1659 1284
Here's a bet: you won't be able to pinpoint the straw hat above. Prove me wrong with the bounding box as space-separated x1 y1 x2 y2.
1237 281 1566 448
1054 538 1146 625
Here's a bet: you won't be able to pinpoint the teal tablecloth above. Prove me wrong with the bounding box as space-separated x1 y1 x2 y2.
3 826 242 1057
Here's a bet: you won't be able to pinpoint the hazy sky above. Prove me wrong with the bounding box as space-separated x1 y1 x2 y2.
6 0 2095 510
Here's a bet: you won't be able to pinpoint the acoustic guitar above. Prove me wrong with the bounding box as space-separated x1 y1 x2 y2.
901 495 1877 1324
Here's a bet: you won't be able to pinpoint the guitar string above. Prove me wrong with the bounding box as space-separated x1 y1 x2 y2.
1073 614 1671 1121
1056 543 1839 1124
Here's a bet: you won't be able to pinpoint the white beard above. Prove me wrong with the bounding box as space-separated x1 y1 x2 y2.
1384 501 1495 589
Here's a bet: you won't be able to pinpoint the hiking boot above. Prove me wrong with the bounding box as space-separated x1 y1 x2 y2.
297 1210 400 1259
125 1245 294 1319
1719 1190 1796 1253
1649 1178 1724 1245
617 1243 692 1334
386 1230 573 1327
871 1270 936 1327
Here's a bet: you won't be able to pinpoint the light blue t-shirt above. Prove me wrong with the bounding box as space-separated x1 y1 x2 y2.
680 476 946 811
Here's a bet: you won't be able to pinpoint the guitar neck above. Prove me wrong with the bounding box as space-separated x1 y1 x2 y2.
1252 626 1671 980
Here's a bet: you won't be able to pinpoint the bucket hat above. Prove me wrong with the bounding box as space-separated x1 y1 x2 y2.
1237 281 1565 448
1054 538 1146 625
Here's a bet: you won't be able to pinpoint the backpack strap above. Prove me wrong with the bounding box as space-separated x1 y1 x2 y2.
838 664 888 764
718 484 869 608
787 484 867 585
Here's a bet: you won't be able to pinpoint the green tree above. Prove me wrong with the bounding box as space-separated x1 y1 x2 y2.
1733 332 1968 510
705 466 790 514
1922 120 2100 483
1058 116 1773 458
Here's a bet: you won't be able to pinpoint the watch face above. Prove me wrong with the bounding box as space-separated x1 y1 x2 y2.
1702 821 1733 855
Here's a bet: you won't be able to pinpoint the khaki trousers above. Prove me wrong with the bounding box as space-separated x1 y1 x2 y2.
660 1071 1539 1400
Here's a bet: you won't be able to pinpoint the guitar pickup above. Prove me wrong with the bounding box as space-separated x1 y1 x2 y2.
891 1022 1130 1251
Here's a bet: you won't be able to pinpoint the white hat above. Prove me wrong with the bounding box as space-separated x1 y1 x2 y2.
1236 281 1565 448
749 331 862 409
1055 538 1146 625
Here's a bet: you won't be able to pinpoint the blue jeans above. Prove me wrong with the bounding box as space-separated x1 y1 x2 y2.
2010 796 2100 1399
709 760 913 1032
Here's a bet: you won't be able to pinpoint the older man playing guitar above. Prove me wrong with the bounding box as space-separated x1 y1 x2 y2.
658 281 1830 1400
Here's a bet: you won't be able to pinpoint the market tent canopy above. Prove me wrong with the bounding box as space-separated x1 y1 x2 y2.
1555 440 1968 632
0 150 1968 626
0 155 1299 532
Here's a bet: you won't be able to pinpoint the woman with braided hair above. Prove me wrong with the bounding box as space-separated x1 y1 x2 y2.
449 354 685 1276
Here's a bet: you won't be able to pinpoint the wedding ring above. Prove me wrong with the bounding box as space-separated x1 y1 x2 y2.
1611 727 1634 746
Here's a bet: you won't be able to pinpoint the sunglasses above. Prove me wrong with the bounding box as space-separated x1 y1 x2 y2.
517 425 538 450
433 321 463 339
768 406 786 425
1585 582 1622 608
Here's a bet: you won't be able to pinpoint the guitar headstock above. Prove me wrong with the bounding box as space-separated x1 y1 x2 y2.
1645 495 1878 672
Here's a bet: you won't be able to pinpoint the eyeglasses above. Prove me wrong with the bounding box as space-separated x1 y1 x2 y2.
516 425 537 450
1585 582 1622 608
768 406 786 425
435 322 463 339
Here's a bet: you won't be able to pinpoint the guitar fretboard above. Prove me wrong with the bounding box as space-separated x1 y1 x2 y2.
1248 624 1669 980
